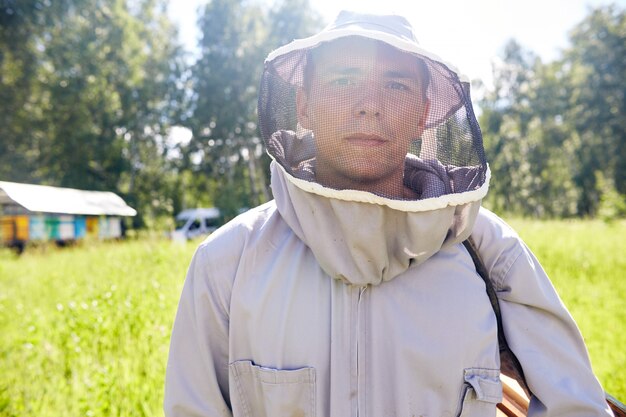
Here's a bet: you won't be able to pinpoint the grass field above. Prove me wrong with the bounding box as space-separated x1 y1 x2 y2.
508 218 626 401
0 219 624 416
0 238 194 417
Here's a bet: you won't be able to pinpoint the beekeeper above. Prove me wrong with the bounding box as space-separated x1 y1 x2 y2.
164 10 612 417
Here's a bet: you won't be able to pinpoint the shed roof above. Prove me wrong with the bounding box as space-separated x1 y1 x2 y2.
0 181 137 216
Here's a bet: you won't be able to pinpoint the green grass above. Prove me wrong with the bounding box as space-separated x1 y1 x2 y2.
0 219 624 416
508 218 626 402
0 238 195 417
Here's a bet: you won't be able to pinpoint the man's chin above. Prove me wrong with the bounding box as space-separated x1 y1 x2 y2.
325 167 402 194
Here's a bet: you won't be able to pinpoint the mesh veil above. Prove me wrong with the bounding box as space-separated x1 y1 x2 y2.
259 14 488 203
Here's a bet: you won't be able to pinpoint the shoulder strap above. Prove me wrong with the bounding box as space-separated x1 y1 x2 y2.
462 237 531 397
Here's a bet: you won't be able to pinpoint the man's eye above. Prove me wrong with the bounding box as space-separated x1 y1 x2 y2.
387 81 409 91
330 78 354 86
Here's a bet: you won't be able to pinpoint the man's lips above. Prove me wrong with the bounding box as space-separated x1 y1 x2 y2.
344 134 387 146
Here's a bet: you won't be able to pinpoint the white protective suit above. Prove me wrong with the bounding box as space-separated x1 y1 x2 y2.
165 10 613 417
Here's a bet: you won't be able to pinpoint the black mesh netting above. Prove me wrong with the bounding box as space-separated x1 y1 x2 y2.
259 36 487 201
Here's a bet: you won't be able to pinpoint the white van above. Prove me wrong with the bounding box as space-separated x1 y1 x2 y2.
171 208 221 241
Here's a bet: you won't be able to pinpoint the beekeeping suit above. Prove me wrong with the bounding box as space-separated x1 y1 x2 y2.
164 11 612 417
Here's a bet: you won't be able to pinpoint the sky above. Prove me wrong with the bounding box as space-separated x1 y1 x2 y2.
168 0 624 90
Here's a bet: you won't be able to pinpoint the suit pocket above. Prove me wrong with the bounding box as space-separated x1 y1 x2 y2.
229 360 316 417
457 368 502 417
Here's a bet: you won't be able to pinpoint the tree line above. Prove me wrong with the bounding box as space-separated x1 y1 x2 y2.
1 1 624 228
0 0 322 228
479 5 625 219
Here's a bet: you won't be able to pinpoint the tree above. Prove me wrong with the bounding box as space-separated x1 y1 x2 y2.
1 0 188 227
480 41 581 217
265 0 324 48
183 0 322 218
0 0 82 182
565 5 626 215
480 5 625 218
1 0 325 227
480 41 548 215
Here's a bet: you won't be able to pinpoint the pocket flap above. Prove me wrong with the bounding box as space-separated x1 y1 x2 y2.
463 368 502 404
229 361 316 417
230 360 315 384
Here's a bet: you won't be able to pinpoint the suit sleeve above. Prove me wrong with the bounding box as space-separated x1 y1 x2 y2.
472 208 614 417
164 243 233 417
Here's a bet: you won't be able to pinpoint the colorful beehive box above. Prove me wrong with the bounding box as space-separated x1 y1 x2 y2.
74 216 86 239
45 215 60 240
58 215 75 240
86 216 99 236
98 217 109 239
108 217 122 238
0 217 13 243
29 215 46 241
13 215 29 241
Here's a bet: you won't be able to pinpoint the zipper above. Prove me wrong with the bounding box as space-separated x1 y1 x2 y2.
355 286 367 417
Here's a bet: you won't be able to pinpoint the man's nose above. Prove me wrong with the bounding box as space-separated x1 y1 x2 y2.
353 86 382 118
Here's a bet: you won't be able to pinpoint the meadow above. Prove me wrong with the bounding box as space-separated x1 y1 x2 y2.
0 218 624 416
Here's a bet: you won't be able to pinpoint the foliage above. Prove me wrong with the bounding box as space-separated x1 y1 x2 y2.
566 5 626 212
0 0 187 228
180 0 323 218
185 0 269 218
0 0 323 227
0 221 624 416
596 171 626 222
480 5 625 218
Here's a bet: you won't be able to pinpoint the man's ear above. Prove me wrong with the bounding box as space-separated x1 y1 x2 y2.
296 87 312 130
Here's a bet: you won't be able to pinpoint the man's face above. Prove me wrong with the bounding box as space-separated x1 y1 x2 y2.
297 37 429 198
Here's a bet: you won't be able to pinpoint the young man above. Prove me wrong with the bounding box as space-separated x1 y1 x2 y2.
164 11 613 417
